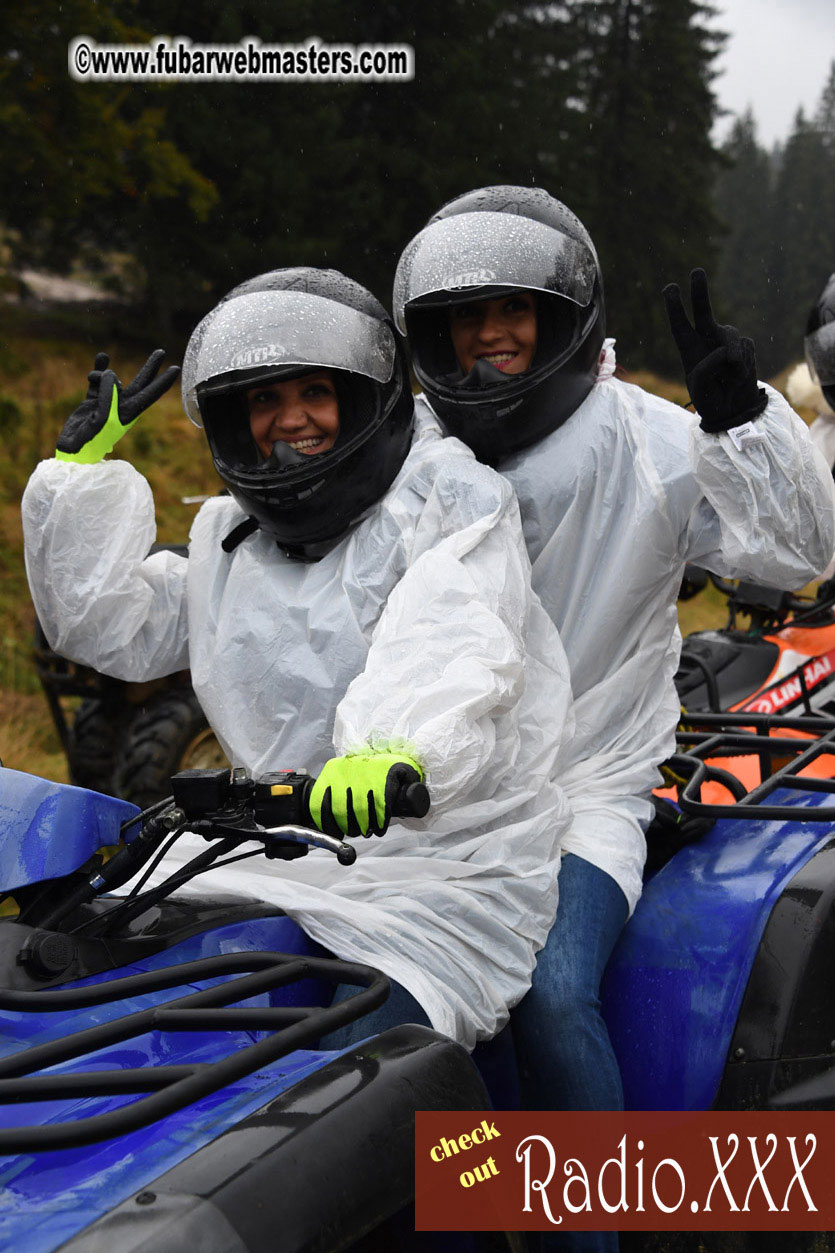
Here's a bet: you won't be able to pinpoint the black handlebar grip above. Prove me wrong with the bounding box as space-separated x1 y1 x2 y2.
391 781 431 819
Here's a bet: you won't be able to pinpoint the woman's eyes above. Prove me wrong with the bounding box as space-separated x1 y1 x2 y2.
502 295 535 315
250 384 333 404
451 299 533 321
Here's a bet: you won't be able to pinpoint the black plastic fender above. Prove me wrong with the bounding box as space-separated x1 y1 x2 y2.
60 1025 491 1253
715 839 835 1110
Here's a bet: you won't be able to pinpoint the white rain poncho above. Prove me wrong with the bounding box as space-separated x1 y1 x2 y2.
22 408 573 1049
417 343 835 913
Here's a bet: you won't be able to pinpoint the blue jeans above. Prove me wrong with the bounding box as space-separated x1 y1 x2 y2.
319 976 431 1050
512 853 629 1253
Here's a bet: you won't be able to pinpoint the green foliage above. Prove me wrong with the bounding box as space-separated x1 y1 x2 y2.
0 395 22 435
0 0 216 277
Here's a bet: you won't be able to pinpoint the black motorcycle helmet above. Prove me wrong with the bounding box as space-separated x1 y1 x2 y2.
182 268 414 560
805 272 835 413
393 186 605 465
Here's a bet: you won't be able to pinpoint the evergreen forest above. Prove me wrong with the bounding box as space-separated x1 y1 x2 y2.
2 0 834 376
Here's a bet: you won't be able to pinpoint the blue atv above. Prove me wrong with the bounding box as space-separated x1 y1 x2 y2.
2 713 835 1253
605 709 835 1119
0 763 508 1252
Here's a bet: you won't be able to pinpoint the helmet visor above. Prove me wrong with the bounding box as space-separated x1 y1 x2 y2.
183 290 395 426
806 321 835 387
393 211 598 332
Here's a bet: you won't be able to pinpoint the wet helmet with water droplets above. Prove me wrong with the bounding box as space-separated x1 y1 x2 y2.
393 186 605 465
182 268 414 560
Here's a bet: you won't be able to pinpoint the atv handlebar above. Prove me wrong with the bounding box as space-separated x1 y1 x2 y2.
32 766 431 933
681 566 835 632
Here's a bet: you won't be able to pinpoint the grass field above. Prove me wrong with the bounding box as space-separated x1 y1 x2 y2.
0 295 818 784
0 299 220 778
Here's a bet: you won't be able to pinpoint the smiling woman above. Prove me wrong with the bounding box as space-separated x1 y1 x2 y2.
448 292 538 376
246 370 340 458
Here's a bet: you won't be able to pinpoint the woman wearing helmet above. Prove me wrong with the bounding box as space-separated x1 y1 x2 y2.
22 266 575 1052
394 189 835 1140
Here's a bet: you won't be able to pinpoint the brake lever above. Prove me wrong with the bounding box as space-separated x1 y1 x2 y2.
258 823 357 865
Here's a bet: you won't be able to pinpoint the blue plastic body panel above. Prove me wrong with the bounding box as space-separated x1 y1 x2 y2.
0 915 335 1253
3 767 834 1246
602 787 835 1110
0 768 139 892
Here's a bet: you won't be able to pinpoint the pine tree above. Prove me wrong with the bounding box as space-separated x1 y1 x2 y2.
712 60 835 375
562 0 726 371
712 112 776 372
768 106 832 370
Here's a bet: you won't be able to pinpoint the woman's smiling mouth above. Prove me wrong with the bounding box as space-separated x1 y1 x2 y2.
479 351 519 371
284 435 328 452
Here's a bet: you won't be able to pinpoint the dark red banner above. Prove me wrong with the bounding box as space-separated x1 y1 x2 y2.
415 1112 835 1232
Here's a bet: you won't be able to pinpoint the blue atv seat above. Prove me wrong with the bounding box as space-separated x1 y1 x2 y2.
0 767 139 893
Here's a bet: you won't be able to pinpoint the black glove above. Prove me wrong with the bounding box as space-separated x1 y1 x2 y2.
56 350 180 463
662 269 767 433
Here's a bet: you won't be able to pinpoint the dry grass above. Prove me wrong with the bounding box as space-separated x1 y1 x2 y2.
1 302 220 781
0 690 68 780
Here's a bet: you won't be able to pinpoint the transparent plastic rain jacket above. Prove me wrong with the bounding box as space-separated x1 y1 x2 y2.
418 342 835 913
22 408 573 1048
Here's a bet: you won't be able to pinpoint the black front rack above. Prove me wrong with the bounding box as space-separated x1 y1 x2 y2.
668 710 835 821
0 950 387 1153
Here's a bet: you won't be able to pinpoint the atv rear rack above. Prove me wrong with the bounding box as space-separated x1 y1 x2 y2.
669 710 835 821
0 950 387 1152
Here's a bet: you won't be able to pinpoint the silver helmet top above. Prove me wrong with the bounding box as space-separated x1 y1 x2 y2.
182 289 395 427
393 210 600 333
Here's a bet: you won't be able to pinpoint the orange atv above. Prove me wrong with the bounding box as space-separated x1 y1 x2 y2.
649 574 835 867
675 572 835 719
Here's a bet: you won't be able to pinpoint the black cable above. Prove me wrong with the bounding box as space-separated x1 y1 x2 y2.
87 843 266 937
67 826 189 936
121 828 188 901
118 795 175 841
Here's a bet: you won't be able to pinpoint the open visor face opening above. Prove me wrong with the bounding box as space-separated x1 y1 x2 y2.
198 369 385 482
806 321 835 387
393 211 598 333
183 290 395 426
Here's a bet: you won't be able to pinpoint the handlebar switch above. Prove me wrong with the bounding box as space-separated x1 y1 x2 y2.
170 768 233 819
253 771 313 827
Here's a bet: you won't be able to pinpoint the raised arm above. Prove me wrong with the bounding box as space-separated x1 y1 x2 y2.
664 270 835 582
22 352 189 680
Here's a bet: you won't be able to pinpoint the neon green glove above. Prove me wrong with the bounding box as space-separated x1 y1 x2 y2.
309 752 427 838
55 350 179 464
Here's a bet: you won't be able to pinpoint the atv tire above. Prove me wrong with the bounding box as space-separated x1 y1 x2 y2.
112 688 227 810
67 697 133 796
